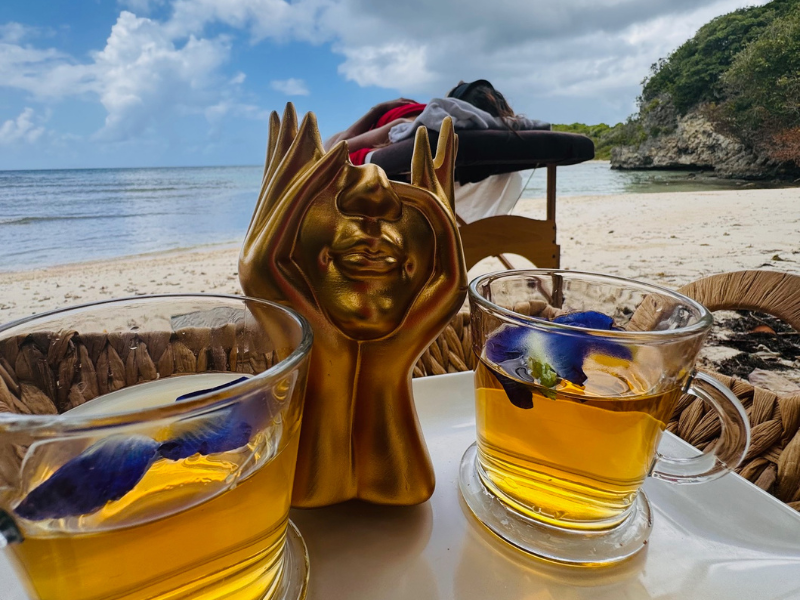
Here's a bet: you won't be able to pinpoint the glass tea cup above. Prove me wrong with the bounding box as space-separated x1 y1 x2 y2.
0 295 312 600
460 270 750 565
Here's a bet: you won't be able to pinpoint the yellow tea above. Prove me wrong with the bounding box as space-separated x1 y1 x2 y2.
7 374 301 600
475 358 680 529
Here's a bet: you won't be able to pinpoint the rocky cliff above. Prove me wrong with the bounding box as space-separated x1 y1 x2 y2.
610 99 788 179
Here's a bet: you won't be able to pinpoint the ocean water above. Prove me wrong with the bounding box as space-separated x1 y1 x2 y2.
0 167 258 272
0 162 781 272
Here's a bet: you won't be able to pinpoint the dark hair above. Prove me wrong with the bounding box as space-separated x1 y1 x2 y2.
447 79 515 119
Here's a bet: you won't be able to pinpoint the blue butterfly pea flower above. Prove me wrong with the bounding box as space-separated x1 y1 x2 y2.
15 376 266 521
550 311 631 384
486 311 632 389
15 435 160 521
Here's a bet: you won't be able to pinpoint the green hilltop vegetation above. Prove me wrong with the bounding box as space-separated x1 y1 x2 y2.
551 123 641 161
559 0 800 167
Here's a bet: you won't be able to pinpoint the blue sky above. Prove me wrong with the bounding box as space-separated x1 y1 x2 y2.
0 0 766 170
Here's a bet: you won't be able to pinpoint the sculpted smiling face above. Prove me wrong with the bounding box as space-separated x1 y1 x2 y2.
295 162 435 340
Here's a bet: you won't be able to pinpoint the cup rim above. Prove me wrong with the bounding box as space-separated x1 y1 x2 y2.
0 293 313 433
468 269 713 341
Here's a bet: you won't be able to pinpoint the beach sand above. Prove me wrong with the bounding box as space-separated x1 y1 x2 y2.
2 187 798 323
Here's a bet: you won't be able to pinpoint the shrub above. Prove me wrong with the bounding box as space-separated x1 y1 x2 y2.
718 10 800 164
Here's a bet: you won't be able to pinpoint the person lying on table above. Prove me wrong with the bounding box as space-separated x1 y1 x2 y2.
324 79 550 223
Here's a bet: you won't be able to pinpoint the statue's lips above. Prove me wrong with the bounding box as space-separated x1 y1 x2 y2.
330 241 404 277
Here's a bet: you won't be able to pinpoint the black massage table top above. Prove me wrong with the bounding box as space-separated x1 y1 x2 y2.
369 129 595 185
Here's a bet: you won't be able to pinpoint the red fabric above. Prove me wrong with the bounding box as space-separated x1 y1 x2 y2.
375 103 426 128
349 148 372 166
348 103 426 165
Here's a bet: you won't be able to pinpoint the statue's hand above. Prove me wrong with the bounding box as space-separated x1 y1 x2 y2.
239 106 350 333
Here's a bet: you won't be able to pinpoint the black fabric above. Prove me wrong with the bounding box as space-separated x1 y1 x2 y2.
369 129 595 185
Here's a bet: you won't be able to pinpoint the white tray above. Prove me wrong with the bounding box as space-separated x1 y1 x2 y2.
3 372 800 599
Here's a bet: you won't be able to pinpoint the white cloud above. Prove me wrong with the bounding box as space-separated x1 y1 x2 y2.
118 0 167 15
90 12 232 140
337 42 434 90
0 11 240 142
0 22 34 44
270 77 310 96
204 99 268 122
165 0 330 43
0 107 45 144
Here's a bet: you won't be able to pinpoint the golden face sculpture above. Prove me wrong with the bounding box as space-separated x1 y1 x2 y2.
240 104 467 507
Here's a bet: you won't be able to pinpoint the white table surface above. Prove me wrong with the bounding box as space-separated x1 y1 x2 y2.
3 372 800 599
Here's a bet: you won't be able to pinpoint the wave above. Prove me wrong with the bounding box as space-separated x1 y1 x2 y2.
0 212 178 226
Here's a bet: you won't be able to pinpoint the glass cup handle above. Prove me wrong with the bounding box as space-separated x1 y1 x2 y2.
651 372 751 484
0 510 23 546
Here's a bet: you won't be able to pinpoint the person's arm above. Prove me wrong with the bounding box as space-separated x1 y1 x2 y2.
323 99 416 150
336 118 412 153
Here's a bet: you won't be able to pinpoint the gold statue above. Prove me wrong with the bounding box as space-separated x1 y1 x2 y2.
240 104 467 507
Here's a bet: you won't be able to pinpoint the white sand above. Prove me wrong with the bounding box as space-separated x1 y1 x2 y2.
2 187 798 324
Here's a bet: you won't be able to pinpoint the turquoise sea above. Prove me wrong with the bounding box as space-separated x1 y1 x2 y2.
0 162 787 272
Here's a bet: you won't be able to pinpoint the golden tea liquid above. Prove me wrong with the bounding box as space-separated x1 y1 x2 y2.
7 374 301 600
475 358 680 530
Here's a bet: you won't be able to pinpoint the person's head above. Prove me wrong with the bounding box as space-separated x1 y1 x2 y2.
447 79 515 119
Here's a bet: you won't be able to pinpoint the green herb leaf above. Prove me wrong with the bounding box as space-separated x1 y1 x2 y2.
527 356 559 391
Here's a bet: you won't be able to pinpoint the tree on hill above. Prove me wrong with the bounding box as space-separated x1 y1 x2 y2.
639 1 783 113
553 122 644 160
717 11 800 165
635 0 800 168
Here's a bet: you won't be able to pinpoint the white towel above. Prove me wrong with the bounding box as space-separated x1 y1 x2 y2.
454 172 523 224
388 97 549 143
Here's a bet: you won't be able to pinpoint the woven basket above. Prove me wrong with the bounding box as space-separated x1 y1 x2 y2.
0 326 277 418
415 270 800 511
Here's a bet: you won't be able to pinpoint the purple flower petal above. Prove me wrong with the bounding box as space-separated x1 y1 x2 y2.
485 325 529 363
162 378 268 460
158 407 256 460
553 311 615 329
15 435 160 521
544 312 631 385
494 371 534 409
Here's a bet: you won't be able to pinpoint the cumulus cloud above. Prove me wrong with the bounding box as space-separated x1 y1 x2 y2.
270 77 310 96
90 12 231 140
0 11 239 141
0 107 45 144
153 0 766 120
337 42 435 90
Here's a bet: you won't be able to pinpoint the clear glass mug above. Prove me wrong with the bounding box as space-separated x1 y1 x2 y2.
0 295 312 600
460 270 750 565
